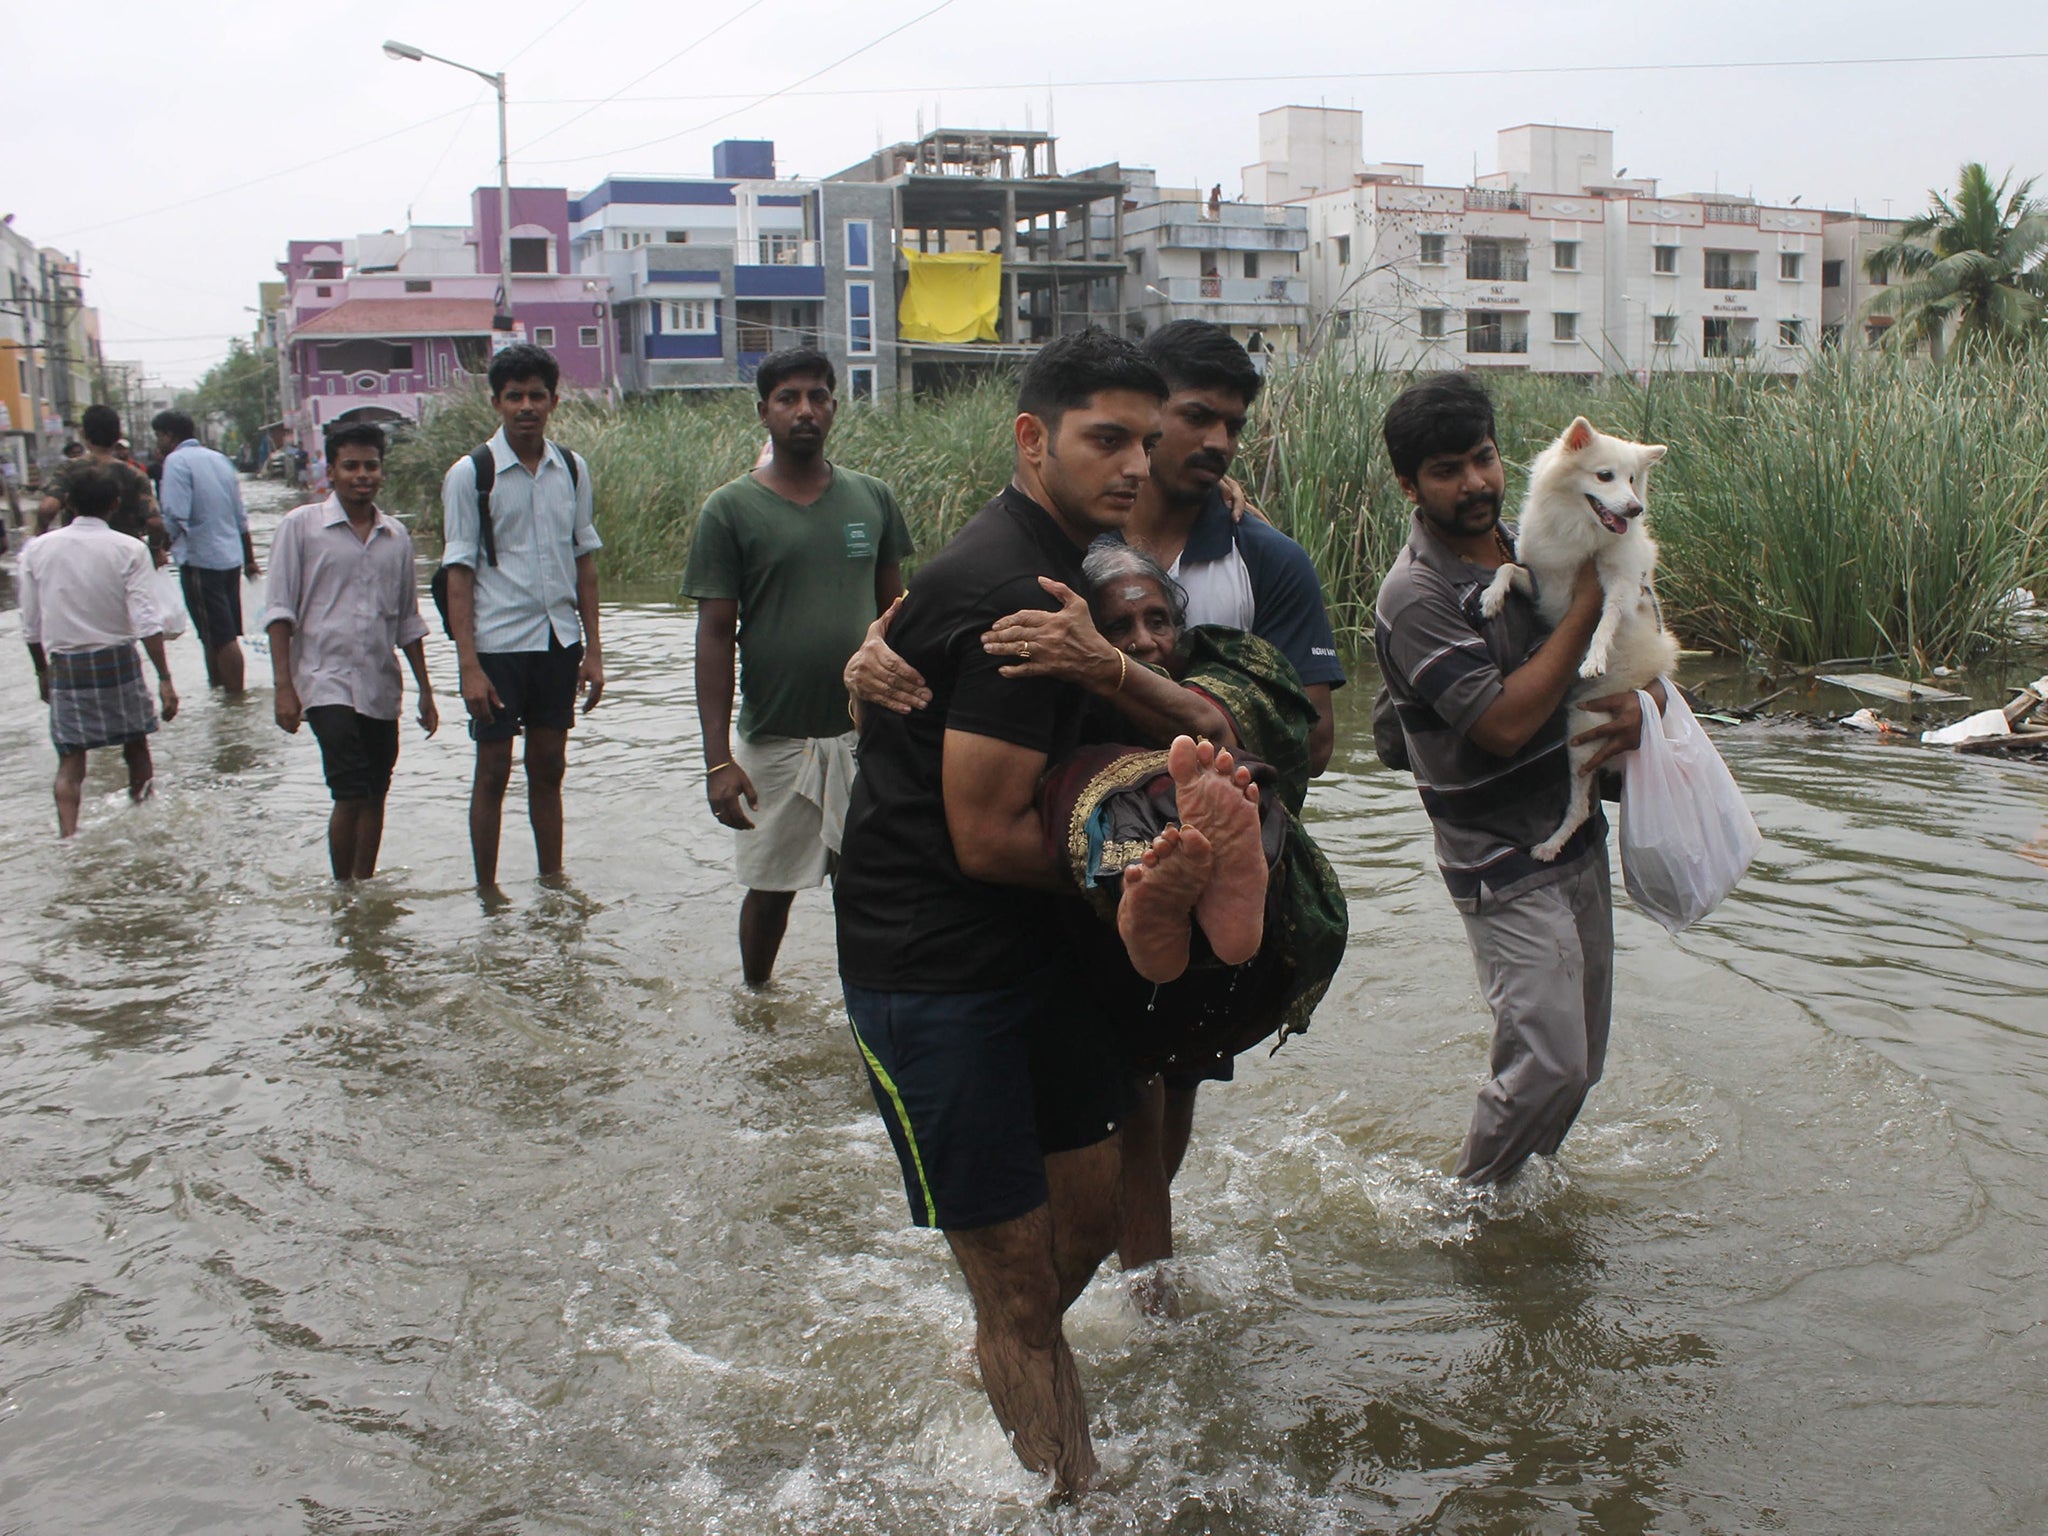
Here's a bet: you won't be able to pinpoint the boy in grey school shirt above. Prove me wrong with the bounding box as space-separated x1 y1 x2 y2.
1373 374 1661 1185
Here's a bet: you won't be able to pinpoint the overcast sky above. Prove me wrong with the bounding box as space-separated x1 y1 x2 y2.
10 0 2045 386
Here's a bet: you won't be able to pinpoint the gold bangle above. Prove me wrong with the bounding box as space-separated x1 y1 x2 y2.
1114 651 1128 692
706 760 733 776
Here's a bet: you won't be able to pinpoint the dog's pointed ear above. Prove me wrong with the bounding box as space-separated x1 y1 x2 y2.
1642 444 1668 465
1563 417 1595 453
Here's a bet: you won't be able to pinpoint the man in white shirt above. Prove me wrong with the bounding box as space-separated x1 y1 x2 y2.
18 462 180 836
263 423 439 881
439 344 605 889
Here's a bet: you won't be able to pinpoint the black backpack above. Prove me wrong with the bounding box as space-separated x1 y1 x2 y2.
429 442 581 637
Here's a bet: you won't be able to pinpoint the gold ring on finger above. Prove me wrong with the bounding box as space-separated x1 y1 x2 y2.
1021 644 1032 660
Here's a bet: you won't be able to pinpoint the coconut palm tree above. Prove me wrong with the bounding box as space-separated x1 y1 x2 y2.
1862 162 2048 359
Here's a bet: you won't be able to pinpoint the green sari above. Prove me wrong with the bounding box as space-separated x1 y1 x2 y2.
1038 627 1350 1075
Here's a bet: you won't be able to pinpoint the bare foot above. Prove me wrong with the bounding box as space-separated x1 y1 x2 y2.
1169 736 1266 966
1117 823 1214 984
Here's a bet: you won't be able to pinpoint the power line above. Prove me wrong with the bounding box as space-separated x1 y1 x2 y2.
500 0 595 69
48 105 477 241
515 47 2048 112
526 0 961 167
513 0 773 156
409 86 491 218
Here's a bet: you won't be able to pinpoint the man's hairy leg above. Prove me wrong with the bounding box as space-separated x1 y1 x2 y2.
470 739 514 887
946 1206 1100 1495
1044 1135 1123 1312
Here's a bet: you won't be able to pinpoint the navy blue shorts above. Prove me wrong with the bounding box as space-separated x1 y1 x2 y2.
844 974 1126 1231
306 705 399 801
179 564 243 648
471 635 581 743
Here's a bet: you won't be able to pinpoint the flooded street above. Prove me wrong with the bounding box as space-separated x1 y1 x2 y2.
3 479 2046 1533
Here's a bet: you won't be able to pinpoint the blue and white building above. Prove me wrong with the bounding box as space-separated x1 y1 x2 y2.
571 141 898 398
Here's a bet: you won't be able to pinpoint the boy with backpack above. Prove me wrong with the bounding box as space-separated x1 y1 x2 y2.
439 344 604 889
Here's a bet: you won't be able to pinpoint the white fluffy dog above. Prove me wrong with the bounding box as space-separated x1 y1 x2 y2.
1480 416 1680 861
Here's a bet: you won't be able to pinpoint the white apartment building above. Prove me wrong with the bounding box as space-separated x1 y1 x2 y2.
1107 169 1309 358
1820 214 1905 349
1257 109 1823 375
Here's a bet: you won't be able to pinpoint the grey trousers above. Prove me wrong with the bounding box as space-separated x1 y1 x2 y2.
1455 851 1614 1185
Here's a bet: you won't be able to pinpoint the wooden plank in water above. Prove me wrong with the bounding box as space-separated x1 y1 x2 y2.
1817 672 1969 704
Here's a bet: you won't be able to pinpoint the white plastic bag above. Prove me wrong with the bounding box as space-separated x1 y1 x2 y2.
151 566 188 639
1619 686 1762 932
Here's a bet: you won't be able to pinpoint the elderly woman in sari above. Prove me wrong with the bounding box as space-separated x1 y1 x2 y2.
851 544 1348 1277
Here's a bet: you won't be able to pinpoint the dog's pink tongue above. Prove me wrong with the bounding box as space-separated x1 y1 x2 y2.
1599 506 1630 535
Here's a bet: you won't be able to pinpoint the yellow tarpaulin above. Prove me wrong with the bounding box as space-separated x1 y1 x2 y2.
897 249 1001 344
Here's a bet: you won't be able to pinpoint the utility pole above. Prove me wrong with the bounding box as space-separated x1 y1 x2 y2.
383 40 515 330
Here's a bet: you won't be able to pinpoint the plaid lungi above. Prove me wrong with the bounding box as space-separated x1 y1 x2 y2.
48 644 158 754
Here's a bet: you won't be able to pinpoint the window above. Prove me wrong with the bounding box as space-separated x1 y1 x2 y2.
1703 250 1758 290
580 325 600 348
1333 234 1350 266
1553 311 1578 342
1331 309 1354 339
665 230 690 244
1243 251 1259 280
1822 323 1844 348
1653 314 1678 344
1779 318 1804 347
1552 240 1579 271
847 281 874 356
1419 308 1446 339
533 327 556 347
1199 251 1219 278
1780 251 1804 281
846 220 873 271
1822 259 1844 288
309 262 343 280
1465 310 1528 354
404 278 432 293
315 285 332 297
1653 243 1679 275
849 365 876 402
1703 316 1758 357
315 340 414 373
1417 233 1445 265
1466 238 1529 281
509 237 551 274
663 299 715 334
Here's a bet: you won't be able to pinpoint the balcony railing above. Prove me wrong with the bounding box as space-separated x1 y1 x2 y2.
1149 275 1309 307
756 237 818 266
1465 188 1526 212
1466 253 1531 282
1467 331 1530 354
1703 266 1759 291
1701 203 1761 225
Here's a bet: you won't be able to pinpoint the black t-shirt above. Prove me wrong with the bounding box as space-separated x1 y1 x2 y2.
835 485 1093 992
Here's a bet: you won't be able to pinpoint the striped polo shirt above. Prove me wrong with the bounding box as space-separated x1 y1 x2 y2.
1374 513 1603 911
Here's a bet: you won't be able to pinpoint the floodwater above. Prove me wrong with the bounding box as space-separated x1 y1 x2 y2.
2 479 2046 1533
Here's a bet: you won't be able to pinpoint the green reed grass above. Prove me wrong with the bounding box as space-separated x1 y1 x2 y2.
383 353 2048 668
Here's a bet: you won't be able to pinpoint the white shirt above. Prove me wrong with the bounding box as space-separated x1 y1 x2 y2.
1171 542 1257 631
18 517 162 653
260 497 429 719
438 429 600 654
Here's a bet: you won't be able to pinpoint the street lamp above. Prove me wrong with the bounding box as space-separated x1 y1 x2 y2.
383 39 514 327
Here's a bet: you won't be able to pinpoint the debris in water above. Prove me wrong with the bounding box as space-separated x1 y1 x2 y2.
1818 672 1969 705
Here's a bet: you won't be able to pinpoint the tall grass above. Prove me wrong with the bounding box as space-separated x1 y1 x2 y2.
382 354 2048 667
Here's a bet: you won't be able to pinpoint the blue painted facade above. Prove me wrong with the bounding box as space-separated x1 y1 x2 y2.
735 266 826 298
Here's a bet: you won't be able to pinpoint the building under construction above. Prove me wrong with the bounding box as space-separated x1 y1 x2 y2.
832 128 1128 393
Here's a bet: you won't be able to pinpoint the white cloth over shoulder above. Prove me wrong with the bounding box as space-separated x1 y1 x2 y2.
730 731 856 891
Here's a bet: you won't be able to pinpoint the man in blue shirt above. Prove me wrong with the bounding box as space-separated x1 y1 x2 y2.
440 344 604 890
154 410 259 693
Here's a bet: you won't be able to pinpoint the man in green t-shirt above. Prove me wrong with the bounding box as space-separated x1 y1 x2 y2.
681 347 914 987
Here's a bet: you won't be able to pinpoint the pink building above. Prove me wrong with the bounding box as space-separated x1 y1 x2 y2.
275 188 617 445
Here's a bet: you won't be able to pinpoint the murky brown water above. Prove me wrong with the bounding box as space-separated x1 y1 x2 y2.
3 480 2046 1533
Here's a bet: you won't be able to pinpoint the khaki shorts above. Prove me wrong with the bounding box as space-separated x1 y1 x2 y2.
732 731 855 892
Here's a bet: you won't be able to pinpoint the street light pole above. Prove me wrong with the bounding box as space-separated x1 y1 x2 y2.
383 40 514 328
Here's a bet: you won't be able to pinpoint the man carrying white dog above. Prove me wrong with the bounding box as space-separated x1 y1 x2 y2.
1374 374 1662 1185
